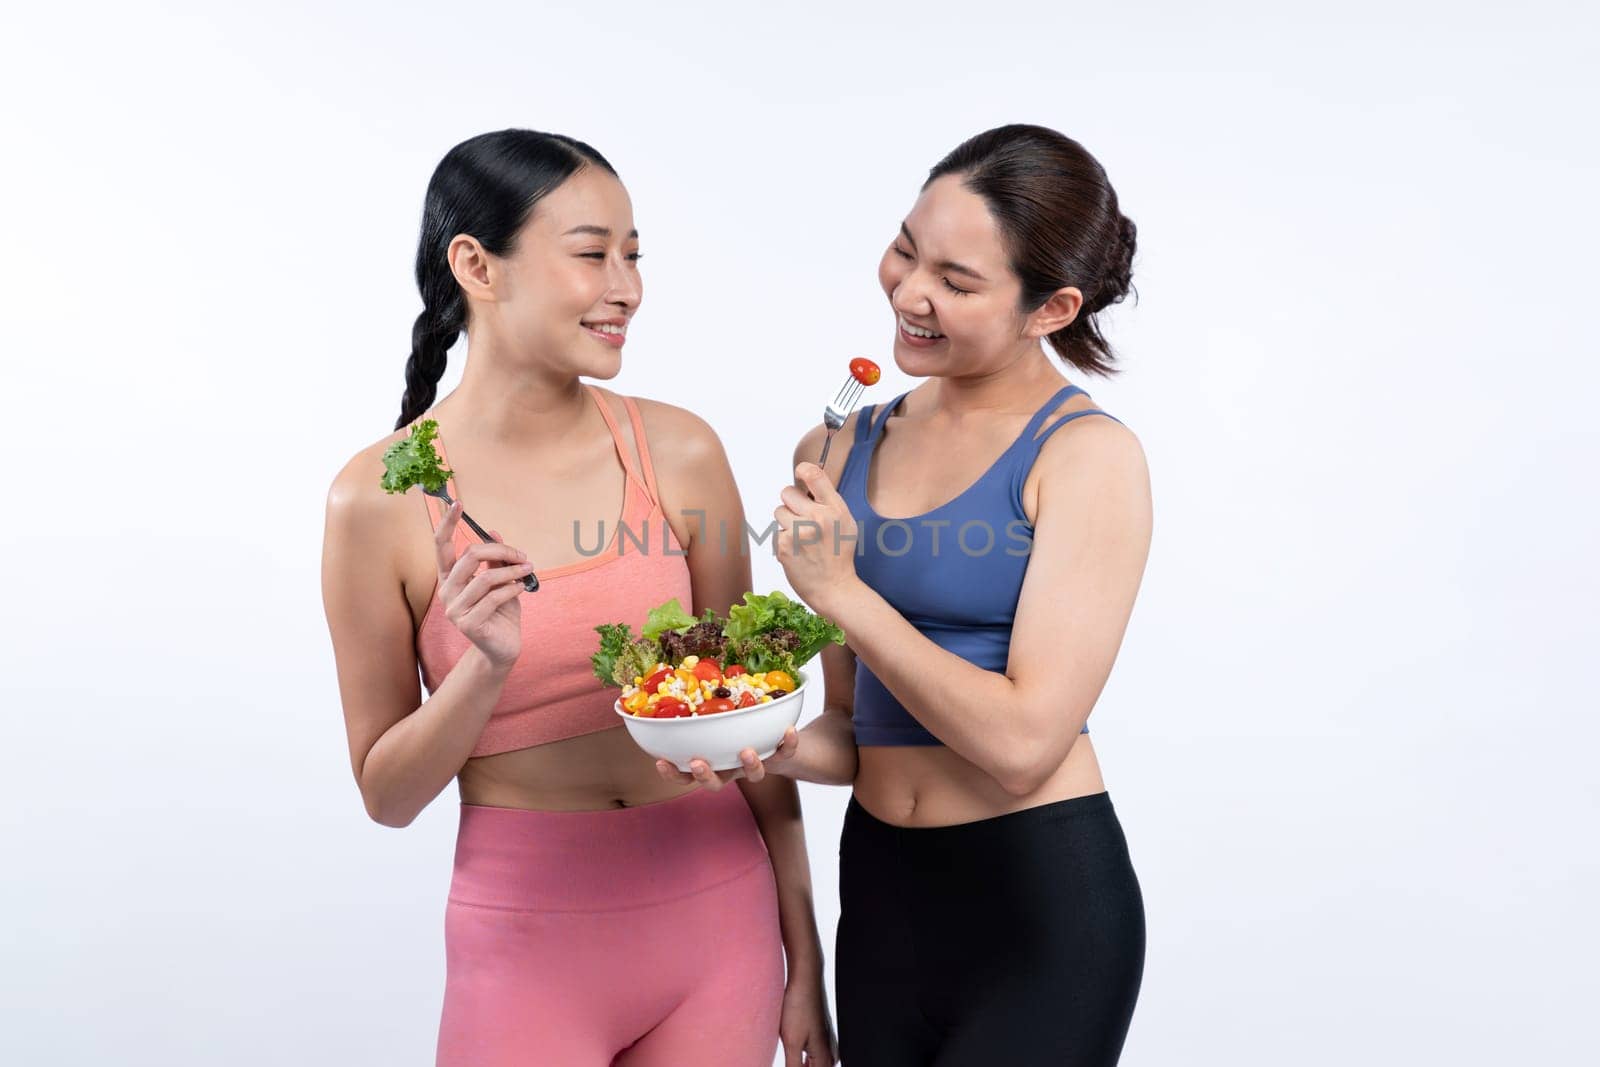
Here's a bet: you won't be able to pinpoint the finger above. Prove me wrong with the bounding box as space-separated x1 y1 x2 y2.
656 759 696 785
783 1036 803 1067
740 747 765 782
454 559 536 611
445 541 527 593
779 484 823 517
773 504 798 531
689 759 724 791
770 726 800 762
454 579 525 632
434 501 463 580
794 461 843 504
488 528 504 543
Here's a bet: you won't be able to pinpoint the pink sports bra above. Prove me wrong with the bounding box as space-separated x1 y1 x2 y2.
414 385 693 758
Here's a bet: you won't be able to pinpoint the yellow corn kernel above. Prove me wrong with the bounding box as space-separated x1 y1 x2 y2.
745 673 766 688
647 693 661 705
682 655 699 667
674 668 698 688
633 676 643 686
760 695 773 703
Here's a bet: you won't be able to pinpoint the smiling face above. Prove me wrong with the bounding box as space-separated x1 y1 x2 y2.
878 174 1039 378
471 165 643 379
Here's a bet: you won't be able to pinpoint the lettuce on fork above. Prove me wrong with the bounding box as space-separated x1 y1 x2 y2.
380 419 453 494
591 591 845 688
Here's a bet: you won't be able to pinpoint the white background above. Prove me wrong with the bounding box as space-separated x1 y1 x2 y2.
4 1 1598 1064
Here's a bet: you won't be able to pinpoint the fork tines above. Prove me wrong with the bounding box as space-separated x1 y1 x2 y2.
830 376 865 416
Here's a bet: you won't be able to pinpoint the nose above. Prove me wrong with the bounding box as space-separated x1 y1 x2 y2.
891 271 935 319
605 256 641 310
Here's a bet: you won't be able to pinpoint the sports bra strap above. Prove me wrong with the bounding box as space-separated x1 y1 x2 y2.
1019 385 1087 443
584 386 654 503
870 392 909 439
619 396 662 505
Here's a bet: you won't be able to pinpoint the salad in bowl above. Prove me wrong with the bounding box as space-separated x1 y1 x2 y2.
592 591 844 770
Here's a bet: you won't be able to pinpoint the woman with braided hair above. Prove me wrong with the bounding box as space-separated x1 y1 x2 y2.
321 129 835 1066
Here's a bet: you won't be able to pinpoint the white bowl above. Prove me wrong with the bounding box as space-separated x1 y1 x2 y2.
615 669 808 772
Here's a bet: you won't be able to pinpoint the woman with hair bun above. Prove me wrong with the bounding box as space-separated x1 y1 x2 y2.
713 124 1150 1064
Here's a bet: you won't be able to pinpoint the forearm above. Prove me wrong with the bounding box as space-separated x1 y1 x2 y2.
785 706 858 785
812 579 1081 794
358 647 509 827
738 775 824 977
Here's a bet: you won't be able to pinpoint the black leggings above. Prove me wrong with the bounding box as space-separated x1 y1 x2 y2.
836 791 1145 1066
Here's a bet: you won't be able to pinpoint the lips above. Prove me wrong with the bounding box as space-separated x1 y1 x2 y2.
582 319 628 347
898 314 945 348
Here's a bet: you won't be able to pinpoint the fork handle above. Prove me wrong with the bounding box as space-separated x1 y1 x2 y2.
817 430 837 470
434 491 539 592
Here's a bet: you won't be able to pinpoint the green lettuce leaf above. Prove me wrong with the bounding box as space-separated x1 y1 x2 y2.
723 591 845 670
642 597 698 641
380 419 452 494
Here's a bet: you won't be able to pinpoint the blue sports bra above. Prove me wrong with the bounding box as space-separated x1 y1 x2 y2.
837 384 1119 746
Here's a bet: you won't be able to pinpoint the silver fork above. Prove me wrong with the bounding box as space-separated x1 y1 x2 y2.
423 485 540 592
817 374 867 469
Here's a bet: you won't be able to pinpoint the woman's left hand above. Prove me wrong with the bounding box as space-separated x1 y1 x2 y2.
779 969 838 1066
775 462 860 612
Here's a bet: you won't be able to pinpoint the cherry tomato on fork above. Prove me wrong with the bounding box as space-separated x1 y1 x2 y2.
849 357 881 385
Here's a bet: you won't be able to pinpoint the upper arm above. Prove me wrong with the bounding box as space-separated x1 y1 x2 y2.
641 400 753 619
1006 418 1152 726
321 453 426 781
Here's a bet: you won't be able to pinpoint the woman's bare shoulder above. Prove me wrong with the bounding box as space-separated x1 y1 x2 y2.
325 427 426 543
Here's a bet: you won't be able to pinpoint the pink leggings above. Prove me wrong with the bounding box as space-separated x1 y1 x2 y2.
436 786 785 1066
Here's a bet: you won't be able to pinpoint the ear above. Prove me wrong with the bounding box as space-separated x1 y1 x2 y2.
1024 285 1082 338
447 234 497 303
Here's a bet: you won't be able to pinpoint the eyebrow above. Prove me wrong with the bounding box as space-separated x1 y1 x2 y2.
563 225 641 239
900 222 989 283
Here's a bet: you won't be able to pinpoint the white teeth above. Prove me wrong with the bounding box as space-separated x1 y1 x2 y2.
899 315 943 339
586 323 626 335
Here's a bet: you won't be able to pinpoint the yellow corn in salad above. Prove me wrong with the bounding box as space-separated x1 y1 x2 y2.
619 657 796 718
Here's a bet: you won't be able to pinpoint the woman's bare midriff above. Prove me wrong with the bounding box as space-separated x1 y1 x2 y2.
853 734 1106 828
456 726 700 811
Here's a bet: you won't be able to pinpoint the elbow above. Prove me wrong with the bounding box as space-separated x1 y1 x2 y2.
361 782 416 829
991 730 1081 798
996 764 1048 799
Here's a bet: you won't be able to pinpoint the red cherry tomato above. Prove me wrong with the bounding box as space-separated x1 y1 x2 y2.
655 698 691 718
702 698 736 715
724 664 746 677
735 692 758 708
642 667 673 693
692 659 723 683
849 357 881 386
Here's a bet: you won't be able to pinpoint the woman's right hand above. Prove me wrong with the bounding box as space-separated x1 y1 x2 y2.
434 500 535 671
